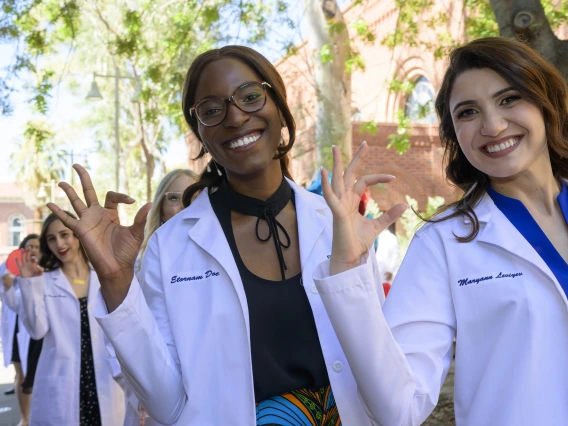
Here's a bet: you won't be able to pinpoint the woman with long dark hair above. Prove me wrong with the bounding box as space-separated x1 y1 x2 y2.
47 45 404 425
16 213 125 425
311 37 568 425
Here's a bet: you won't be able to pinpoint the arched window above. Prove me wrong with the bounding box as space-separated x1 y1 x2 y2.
405 76 437 124
8 214 26 247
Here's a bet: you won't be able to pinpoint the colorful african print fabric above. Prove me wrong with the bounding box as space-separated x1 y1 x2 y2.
256 385 341 426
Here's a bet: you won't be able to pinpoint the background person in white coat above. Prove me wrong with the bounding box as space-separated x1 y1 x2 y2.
45 45 405 426
126 168 196 426
312 37 568 426
16 212 125 426
1 233 39 426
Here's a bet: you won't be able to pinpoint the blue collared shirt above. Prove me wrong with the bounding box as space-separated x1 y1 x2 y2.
487 182 568 293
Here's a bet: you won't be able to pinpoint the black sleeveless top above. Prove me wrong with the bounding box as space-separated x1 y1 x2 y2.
209 184 330 402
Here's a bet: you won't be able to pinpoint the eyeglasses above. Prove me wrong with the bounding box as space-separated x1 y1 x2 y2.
163 192 183 206
189 81 272 127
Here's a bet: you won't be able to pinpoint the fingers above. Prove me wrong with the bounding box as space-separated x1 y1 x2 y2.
344 141 368 190
130 202 153 242
74 164 100 207
321 167 339 210
46 202 79 231
353 174 396 197
331 145 345 196
374 203 408 231
58 182 88 217
104 192 136 210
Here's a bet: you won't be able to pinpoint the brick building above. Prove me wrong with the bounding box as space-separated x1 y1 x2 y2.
186 0 567 211
0 183 38 261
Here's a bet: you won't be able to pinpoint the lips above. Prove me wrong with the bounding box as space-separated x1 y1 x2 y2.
58 248 70 258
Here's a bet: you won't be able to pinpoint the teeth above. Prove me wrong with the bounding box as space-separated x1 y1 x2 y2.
486 137 520 153
227 132 261 149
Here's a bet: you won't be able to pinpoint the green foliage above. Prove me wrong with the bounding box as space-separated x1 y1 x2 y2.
352 18 375 43
542 0 568 29
388 78 415 94
345 48 365 73
359 120 378 135
10 120 66 201
387 109 412 154
319 44 334 64
464 0 499 39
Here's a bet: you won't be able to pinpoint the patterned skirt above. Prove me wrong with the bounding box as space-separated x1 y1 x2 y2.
256 385 341 426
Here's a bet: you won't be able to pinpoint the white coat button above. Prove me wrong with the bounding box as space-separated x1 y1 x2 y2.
332 361 343 373
310 284 318 294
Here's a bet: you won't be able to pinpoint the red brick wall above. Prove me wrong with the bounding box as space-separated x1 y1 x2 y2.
352 122 459 211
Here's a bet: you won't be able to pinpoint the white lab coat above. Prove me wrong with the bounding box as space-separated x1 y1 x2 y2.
0 262 30 373
18 269 125 426
94 179 384 426
313 190 568 426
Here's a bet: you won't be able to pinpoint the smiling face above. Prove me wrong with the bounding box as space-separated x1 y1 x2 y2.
45 220 82 265
194 58 283 179
24 238 40 262
449 68 548 180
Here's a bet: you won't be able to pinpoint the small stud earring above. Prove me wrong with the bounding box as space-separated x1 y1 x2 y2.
206 163 211 173
214 161 223 176
279 136 284 146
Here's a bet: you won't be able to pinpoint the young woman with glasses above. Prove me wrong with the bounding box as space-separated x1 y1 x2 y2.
47 45 405 425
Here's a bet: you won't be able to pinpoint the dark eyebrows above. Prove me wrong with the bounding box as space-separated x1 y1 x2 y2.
452 86 517 113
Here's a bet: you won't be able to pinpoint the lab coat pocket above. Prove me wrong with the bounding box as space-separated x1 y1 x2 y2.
32 376 67 424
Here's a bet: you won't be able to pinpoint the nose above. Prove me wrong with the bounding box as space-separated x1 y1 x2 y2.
223 102 250 128
480 111 508 138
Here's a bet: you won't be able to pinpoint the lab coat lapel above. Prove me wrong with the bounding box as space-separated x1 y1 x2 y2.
50 269 78 300
184 190 251 333
289 180 329 270
476 194 563 299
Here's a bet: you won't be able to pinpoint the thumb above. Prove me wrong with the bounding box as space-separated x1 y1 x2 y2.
130 202 153 242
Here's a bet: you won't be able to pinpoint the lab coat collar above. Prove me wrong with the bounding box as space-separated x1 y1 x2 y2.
180 177 330 321
473 186 564 297
49 267 100 304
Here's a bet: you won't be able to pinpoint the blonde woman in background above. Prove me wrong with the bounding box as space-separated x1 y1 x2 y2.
135 169 198 275
127 168 197 426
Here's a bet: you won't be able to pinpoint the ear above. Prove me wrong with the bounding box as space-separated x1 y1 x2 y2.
278 110 286 128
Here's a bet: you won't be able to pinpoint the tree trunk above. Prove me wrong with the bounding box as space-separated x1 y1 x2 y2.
490 0 568 81
304 0 353 168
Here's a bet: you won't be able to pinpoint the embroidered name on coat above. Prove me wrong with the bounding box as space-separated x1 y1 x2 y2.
458 271 523 287
171 270 220 284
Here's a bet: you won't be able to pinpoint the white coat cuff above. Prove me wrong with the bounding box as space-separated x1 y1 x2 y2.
93 277 141 330
313 253 374 294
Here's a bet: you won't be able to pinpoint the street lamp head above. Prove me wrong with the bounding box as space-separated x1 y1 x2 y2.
86 79 103 100
36 185 48 199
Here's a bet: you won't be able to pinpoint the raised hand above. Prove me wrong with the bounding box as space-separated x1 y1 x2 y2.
322 142 407 275
16 250 44 279
46 165 152 310
2 272 15 290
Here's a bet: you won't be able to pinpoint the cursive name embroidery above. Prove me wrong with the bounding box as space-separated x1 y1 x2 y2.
458 276 493 287
458 271 524 287
496 272 523 279
170 270 220 284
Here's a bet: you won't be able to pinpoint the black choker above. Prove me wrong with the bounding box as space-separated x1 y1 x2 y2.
219 177 293 280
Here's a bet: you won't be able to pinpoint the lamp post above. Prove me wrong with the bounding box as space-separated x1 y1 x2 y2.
86 67 140 193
